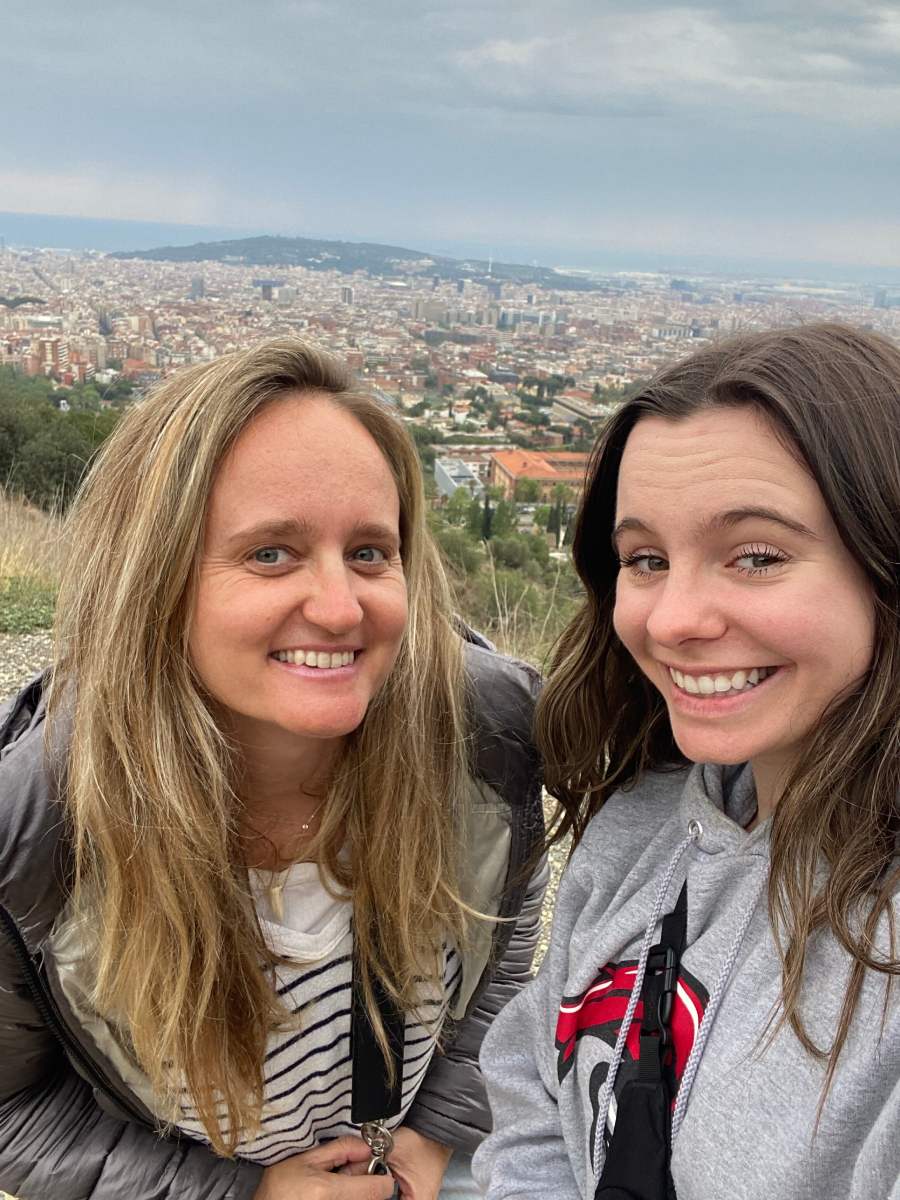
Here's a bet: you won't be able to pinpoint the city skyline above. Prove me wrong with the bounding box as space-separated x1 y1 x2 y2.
3 1 900 272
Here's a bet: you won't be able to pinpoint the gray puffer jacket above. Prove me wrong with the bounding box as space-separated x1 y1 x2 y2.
0 636 546 1200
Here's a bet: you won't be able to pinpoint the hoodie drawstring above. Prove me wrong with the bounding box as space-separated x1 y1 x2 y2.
669 863 768 1142
592 824 699 1181
592 821 768 1186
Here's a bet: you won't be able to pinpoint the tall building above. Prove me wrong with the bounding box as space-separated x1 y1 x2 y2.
341 285 354 305
253 279 286 302
190 276 205 300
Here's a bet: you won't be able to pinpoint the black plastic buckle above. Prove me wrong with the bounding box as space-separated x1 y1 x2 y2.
641 944 678 1046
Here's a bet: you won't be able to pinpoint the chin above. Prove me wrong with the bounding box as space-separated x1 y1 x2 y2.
670 730 758 767
280 708 370 741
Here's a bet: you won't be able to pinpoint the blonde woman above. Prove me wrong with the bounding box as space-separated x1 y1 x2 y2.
0 340 546 1200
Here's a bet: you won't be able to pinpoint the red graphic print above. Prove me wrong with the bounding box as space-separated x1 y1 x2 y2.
555 959 709 1088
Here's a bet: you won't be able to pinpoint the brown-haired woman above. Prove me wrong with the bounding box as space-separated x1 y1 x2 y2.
474 322 900 1200
0 339 546 1200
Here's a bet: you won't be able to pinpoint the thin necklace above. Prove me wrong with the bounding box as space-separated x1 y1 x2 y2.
267 799 327 921
299 798 326 834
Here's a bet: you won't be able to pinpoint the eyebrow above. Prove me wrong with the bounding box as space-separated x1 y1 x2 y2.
611 505 820 549
222 518 401 552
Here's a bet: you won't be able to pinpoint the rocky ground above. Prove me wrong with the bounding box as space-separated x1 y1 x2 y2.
0 631 564 960
0 631 53 699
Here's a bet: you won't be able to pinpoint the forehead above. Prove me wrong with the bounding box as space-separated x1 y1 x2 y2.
208 391 400 524
615 407 824 530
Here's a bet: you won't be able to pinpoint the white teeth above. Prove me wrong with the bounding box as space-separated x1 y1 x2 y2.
668 664 774 696
274 650 355 668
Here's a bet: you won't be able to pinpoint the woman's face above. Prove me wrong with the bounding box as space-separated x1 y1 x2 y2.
612 406 874 793
189 392 408 764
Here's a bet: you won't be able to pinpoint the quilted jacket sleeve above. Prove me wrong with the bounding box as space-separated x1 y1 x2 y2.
401 639 547 1152
402 853 549 1153
0 917 264 1200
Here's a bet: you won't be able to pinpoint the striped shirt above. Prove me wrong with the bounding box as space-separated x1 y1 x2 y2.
173 861 462 1164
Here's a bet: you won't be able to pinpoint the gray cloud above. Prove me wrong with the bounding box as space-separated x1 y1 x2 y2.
2 0 899 267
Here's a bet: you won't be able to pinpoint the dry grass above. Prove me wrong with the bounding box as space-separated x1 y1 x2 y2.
0 490 62 632
0 489 64 582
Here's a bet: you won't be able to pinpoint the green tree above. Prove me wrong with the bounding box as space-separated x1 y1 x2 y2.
15 422 90 508
408 423 443 470
433 525 482 575
549 483 574 549
525 533 550 566
491 535 529 570
480 490 493 541
491 498 517 539
0 369 123 510
67 384 103 411
514 477 540 502
445 487 473 526
546 503 560 539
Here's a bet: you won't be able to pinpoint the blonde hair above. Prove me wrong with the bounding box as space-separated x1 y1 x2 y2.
50 338 469 1154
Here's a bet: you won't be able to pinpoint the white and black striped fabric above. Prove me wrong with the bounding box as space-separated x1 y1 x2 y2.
174 877 461 1164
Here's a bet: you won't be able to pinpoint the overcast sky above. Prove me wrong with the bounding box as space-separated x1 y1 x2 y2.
3 0 899 270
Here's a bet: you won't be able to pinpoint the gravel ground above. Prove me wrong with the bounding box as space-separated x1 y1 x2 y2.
0 631 564 951
0 631 53 702
535 815 568 968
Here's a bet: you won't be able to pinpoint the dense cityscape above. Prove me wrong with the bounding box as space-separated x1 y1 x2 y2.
2 240 899 506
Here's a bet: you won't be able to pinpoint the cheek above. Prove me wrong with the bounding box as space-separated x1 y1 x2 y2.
776 590 873 662
803 594 875 680
190 578 273 656
612 577 648 658
384 591 409 645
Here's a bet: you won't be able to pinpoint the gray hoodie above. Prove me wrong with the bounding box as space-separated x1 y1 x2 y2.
473 763 900 1200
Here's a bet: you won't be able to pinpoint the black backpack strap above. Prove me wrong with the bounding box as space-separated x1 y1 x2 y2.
350 953 406 1125
637 883 687 1087
595 882 688 1200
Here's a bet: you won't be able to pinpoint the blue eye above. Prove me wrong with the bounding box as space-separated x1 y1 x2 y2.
352 546 387 564
732 544 789 576
252 547 287 566
619 552 667 575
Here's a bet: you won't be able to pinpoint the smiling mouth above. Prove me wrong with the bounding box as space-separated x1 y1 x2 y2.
668 665 779 697
272 649 357 668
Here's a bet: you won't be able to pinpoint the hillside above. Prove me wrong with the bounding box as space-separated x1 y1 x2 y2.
112 234 600 291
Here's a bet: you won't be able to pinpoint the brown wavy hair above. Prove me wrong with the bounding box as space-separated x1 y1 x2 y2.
537 322 900 1093
50 338 470 1154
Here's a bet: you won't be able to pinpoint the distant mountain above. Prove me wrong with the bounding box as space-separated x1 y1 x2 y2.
112 234 600 291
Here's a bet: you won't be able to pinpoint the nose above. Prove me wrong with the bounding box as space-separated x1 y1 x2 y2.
644 567 728 647
300 557 364 635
